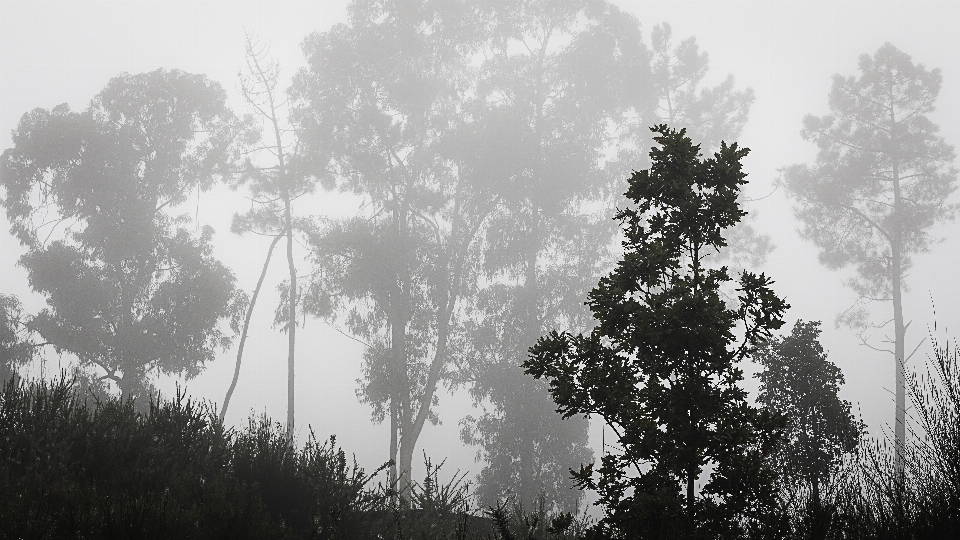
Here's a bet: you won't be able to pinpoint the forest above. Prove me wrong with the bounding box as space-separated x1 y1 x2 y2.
1 1 959 538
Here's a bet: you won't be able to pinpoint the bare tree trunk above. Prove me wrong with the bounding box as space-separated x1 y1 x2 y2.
221 233 283 423
392 198 412 504
519 206 541 506
242 31 300 441
285 192 297 440
892 153 906 476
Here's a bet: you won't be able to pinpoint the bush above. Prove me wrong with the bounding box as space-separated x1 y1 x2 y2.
0 374 386 539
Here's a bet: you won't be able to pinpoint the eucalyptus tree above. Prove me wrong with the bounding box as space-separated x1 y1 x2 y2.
527 126 788 536
453 0 655 511
0 69 245 401
781 43 958 469
458 5 771 513
290 0 494 502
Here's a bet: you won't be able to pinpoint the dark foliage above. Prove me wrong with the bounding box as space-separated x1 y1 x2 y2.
755 320 864 506
0 375 385 539
527 125 789 538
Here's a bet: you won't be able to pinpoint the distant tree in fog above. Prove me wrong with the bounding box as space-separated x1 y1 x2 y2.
452 0 656 512
221 33 315 437
458 7 768 513
290 0 495 503
0 70 246 402
755 320 864 508
781 43 958 472
527 126 788 536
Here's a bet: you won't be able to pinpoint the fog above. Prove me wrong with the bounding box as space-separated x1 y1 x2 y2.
2 0 960 516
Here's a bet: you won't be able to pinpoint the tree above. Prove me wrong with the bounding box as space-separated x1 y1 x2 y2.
454 0 651 512
0 294 36 383
220 33 315 438
457 9 775 513
290 0 495 502
526 125 788 536
781 43 958 470
0 69 245 402
755 320 864 507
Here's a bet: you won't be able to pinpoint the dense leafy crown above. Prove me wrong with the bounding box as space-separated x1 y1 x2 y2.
527 125 788 535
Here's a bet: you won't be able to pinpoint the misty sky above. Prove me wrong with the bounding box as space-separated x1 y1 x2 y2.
2 0 960 489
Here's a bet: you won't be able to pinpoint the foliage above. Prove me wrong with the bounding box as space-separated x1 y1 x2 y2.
0 69 246 402
755 320 864 504
455 0 648 512
781 43 958 463
0 375 389 539
646 21 770 274
773 322 960 539
0 294 35 383
526 125 788 538
291 0 496 501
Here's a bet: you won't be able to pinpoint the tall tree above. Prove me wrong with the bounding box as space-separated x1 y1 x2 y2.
0 69 245 402
781 43 958 470
527 126 788 536
458 8 769 513
755 320 864 507
291 0 493 502
221 33 315 437
454 0 652 512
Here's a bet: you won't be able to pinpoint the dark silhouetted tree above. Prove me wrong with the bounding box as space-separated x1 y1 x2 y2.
527 126 788 537
0 69 245 402
781 43 958 471
755 320 864 507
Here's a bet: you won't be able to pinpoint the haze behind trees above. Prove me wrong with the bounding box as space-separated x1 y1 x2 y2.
1 0 959 520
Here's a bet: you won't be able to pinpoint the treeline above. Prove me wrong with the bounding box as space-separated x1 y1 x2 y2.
0 0 767 513
1 322 958 538
1 0 959 536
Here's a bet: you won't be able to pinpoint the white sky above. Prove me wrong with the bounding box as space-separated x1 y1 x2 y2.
2 0 960 497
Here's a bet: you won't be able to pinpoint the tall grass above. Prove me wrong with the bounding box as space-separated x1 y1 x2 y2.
776 326 960 539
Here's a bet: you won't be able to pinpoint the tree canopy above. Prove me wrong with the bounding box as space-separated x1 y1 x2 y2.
0 69 245 401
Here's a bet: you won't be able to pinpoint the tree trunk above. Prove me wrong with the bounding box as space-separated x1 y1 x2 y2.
221 233 283 423
889 97 906 476
519 206 541 506
891 155 906 476
285 192 297 440
389 393 399 502
391 198 413 505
